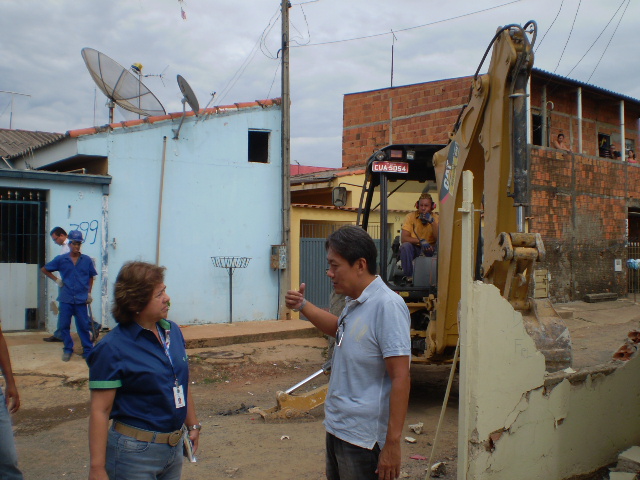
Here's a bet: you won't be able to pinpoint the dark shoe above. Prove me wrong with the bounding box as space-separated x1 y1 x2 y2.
43 336 63 343
62 351 72 362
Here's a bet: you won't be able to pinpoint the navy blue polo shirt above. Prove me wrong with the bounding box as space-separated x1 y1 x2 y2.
44 253 97 304
87 319 190 432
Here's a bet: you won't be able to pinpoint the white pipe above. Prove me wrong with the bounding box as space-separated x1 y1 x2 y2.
620 100 626 162
156 136 167 265
577 88 583 154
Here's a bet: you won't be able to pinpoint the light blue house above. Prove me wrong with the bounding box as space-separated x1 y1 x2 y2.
3 99 284 330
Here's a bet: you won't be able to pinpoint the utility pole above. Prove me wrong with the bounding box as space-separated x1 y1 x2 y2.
280 0 292 319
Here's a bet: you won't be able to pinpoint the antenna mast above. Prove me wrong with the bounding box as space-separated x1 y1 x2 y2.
0 90 31 129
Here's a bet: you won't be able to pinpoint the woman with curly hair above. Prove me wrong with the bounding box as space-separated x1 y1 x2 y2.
87 261 200 480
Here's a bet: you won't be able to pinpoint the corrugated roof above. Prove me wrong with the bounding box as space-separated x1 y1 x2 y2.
0 129 65 161
532 68 640 107
291 166 365 185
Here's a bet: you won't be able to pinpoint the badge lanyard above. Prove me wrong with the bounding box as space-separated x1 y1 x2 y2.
157 324 186 409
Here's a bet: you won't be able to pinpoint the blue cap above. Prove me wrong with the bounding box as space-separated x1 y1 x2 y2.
68 230 84 243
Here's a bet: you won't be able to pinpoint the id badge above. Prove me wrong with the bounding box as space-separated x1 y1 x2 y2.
173 385 186 408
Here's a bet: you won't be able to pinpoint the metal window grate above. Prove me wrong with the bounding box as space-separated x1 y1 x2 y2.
0 188 46 265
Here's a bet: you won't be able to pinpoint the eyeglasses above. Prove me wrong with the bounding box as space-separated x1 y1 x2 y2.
336 315 346 347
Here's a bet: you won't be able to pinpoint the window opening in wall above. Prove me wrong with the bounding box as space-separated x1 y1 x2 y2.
625 139 636 157
248 130 270 163
531 113 543 146
598 133 612 158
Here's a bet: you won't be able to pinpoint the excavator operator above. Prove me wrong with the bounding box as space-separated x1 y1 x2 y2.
399 193 439 280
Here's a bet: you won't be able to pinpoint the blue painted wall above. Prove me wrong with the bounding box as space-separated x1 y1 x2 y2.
79 105 283 326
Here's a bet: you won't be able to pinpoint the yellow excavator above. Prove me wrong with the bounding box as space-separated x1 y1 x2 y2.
257 20 572 421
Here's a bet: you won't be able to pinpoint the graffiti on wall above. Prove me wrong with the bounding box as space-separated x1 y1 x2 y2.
69 220 99 244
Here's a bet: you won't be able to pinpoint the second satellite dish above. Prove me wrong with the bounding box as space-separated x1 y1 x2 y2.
81 47 166 123
173 75 200 140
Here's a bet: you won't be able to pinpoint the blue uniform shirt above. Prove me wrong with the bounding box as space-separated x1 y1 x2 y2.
44 253 97 304
87 319 190 432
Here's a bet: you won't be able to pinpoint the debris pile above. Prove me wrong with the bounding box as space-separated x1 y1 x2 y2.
609 446 640 479
612 330 640 361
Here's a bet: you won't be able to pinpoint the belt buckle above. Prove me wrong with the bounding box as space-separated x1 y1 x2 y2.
168 430 182 447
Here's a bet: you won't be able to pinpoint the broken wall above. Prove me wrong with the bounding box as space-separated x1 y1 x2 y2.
459 282 640 480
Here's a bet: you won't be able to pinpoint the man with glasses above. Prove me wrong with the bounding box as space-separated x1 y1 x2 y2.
41 230 97 362
286 225 411 480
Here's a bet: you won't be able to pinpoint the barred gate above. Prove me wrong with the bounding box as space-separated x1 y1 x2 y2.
299 222 381 310
0 187 47 330
629 240 640 294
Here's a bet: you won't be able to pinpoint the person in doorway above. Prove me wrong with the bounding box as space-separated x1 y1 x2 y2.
286 225 411 480
87 261 200 480
41 230 97 361
43 227 70 343
399 193 439 280
552 133 572 152
0 319 23 479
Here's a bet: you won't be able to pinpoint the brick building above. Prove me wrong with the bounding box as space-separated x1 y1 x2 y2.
341 69 640 302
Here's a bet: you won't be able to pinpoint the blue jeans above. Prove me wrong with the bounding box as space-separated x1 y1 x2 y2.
0 390 23 480
106 427 183 480
58 302 93 356
326 432 380 480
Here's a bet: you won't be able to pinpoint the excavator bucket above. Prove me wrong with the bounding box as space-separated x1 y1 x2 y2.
523 298 572 372
250 384 328 422
250 362 331 422
484 233 572 372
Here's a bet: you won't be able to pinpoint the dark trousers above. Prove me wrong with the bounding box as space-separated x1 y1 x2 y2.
326 432 380 480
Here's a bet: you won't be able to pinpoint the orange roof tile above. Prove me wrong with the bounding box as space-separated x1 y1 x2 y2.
67 98 282 138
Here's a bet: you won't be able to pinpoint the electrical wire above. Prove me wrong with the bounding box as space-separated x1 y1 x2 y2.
267 62 281 99
586 0 630 83
291 0 525 48
534 0 564 53
553 0 581 74
290 3 311 46
214 5 281 107
563 0 628 79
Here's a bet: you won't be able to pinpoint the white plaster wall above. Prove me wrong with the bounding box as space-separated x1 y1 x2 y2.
0 177 105 329
461 282 640 480
79 106 282 326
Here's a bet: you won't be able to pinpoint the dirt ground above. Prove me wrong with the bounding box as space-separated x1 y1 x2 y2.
7 299 640 480
10 337 459 480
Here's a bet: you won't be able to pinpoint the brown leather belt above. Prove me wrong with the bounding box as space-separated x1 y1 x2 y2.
113 421 183 447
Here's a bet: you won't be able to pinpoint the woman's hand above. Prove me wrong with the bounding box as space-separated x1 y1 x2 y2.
89 466 109 480
188 428 200 454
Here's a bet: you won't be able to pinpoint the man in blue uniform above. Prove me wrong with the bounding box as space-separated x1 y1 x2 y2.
41 230 97 361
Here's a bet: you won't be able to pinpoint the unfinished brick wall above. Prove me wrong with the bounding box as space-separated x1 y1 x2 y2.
342 77 471 167
529 147 640 301
529 77 639 157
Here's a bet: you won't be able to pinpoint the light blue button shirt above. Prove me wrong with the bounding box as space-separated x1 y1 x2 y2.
324 276 411 449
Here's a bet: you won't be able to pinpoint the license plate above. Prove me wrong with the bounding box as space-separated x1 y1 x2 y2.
372 161 409 173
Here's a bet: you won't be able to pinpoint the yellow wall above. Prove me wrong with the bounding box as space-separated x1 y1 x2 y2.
289 171 439 306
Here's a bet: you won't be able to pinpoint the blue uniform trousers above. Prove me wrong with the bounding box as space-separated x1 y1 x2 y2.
59 302 93 356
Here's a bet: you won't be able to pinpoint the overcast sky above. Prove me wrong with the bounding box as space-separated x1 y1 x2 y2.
1 0 637 167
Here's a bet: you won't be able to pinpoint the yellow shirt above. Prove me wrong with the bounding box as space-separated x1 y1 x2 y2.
402 211 439 245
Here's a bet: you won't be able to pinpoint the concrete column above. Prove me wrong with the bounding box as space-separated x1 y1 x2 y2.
620 100 626 162
457 170 475 480
577 87 583 154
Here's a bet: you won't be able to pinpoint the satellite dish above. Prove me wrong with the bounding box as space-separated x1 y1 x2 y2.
173 75 200 140
81 48 166 123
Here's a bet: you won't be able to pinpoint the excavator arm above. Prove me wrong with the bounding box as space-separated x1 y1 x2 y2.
430 22 571 371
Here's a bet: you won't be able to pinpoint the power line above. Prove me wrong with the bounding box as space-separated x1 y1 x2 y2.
534 0 564 53
553 0 581 74
586 0 630 83
291 0 526 48
563 0 627 79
